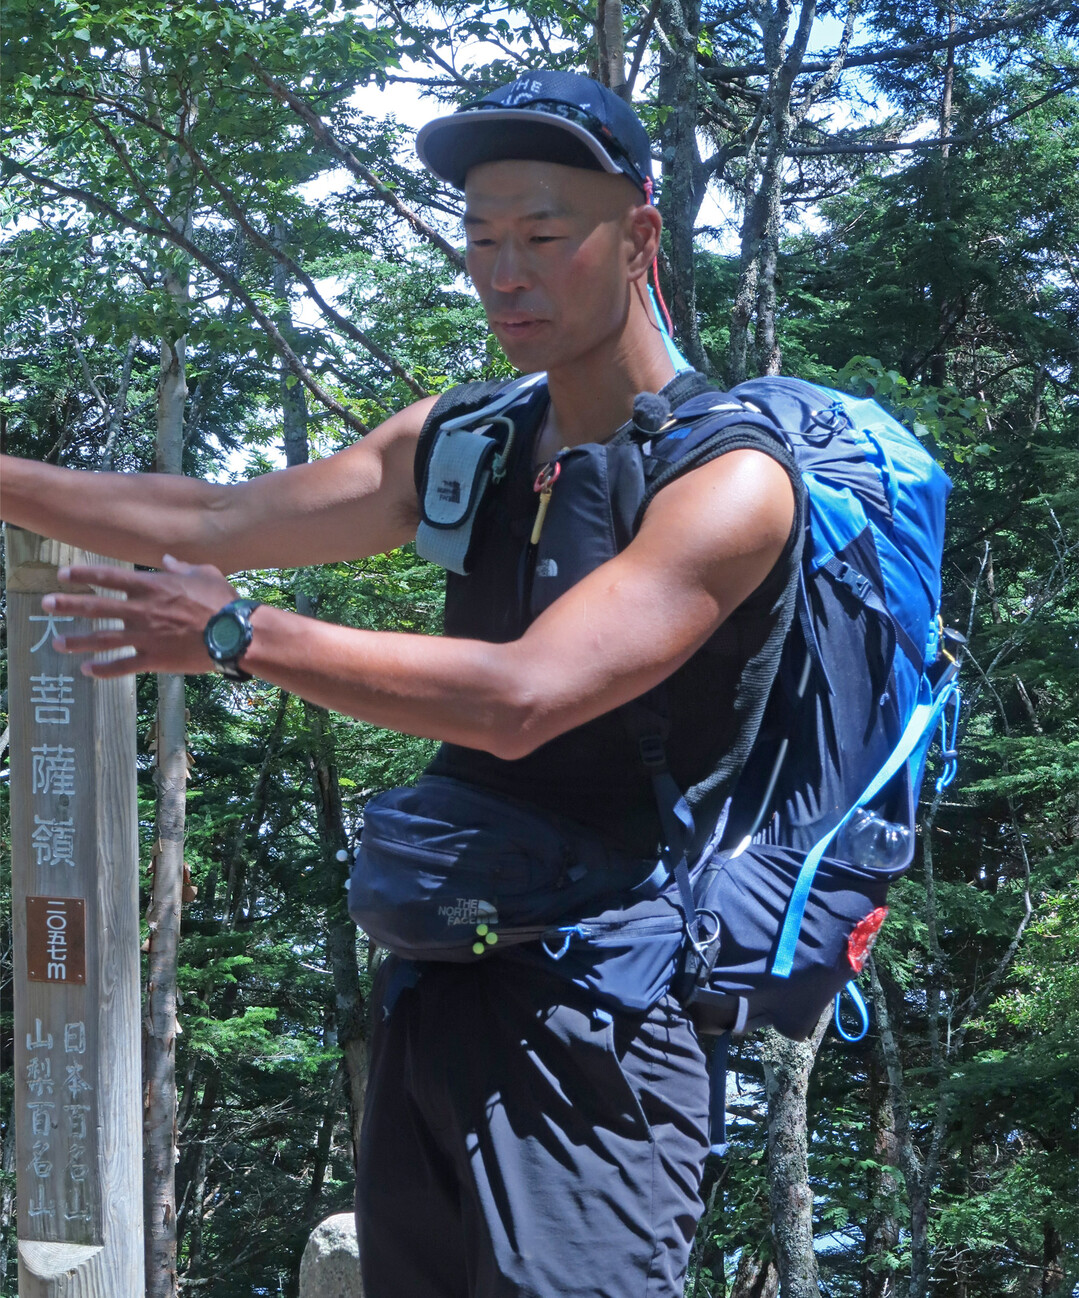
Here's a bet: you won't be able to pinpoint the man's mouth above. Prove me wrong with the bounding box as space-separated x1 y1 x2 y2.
494 316 547 333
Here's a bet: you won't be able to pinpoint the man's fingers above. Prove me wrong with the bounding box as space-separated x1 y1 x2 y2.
53 630 133 654
161 553 199 576
55 563 151 595
42 591 139 621
79 653 145 680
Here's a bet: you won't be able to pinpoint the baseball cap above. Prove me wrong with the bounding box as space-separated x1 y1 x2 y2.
415 71 654 195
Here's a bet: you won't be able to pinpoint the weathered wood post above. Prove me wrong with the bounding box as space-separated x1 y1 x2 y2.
6 526 144 1297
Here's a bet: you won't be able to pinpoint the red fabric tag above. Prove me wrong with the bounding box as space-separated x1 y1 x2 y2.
847 906 889 972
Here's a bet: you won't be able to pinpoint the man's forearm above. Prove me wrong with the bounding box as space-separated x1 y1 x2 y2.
242 604 532 758
0 455 228 568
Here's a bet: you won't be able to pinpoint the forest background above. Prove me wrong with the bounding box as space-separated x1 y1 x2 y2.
0 0 1076 1294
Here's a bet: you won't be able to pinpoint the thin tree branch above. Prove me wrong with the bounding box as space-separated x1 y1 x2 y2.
627 0 662 94
789 78 1076 155
704 0 1069 80
240 51 466 272
796 0 860 123
71 333 110 415
72 88 429 395
101 334 138 470
1 154 370 436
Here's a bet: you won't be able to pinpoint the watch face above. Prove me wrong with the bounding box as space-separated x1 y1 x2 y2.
209 614 245 656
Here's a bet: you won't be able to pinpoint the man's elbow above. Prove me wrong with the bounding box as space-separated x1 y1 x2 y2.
479 681 557 762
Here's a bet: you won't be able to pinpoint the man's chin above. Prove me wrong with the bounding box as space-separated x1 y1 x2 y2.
493 322 558 371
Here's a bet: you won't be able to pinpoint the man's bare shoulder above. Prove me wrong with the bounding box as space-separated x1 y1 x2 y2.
634 448 796 612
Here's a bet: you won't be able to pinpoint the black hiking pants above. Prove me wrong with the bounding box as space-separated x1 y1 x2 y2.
355 956 710 1298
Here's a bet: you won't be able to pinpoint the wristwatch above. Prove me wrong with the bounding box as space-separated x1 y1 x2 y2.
203 599 262 682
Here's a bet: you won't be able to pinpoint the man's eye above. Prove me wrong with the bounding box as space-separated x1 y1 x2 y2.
531 235 562 244
468 237 496 248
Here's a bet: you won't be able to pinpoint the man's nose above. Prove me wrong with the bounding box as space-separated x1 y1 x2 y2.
490 240 531 293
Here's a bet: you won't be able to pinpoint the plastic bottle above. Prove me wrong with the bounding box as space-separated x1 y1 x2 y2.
835 807 912 869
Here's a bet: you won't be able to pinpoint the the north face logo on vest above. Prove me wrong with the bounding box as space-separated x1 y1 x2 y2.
437 479 461 504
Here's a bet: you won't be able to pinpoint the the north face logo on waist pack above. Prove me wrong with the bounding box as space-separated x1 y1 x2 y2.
437 897 498 929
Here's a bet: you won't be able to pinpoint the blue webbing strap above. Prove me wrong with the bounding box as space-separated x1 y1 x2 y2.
834 980 870 1043
708 1032 731 1157
822 556 922 671
647 286 692 373
650 764 701 950
633 730 706 951
772 675 961 978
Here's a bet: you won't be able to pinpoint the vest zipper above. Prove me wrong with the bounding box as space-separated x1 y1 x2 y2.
530 458 562 545
523 456 563 614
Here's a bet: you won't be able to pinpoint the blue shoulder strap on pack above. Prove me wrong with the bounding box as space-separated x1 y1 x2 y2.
648 286 692 373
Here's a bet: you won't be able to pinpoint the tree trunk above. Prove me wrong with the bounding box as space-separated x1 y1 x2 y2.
0 1096 17 1285
144 92 196 1298
304 704 369 1154
656 0 710 374
596 0 628 98
1041 1220 1064 1297
731 1246 780 1298
274 234 369 1153
864 1041 901 1298
760 1008 830 1298
731 0 818 382
929 2 957 389
145 672 187 1298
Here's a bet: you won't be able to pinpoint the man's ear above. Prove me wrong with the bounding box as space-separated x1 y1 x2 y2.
626 202 663 282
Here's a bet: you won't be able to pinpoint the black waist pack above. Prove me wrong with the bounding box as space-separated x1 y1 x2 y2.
347 777 687 1012
348 779 910 1028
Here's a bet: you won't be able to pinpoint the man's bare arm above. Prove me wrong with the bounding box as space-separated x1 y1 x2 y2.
45 448 795 757
0 396 435 572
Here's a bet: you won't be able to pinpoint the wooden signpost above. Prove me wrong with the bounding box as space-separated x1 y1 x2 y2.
6 527 144 1297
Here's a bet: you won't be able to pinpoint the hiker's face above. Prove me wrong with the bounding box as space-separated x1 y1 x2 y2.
463 160 651 373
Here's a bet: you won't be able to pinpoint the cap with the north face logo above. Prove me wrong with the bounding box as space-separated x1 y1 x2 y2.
415 71 654 195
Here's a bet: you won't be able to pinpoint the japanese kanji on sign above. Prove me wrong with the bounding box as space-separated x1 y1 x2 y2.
6 527 144 1297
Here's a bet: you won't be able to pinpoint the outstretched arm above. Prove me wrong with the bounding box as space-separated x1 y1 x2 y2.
44 449 795 756
0 396 434 573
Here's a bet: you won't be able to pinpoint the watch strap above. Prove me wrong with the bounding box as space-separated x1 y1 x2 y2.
204 599 262 682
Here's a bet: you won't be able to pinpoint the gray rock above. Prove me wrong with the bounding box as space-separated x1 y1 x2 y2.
299 1212 364 1298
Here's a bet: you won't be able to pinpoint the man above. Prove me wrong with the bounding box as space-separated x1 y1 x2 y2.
1 73 800 1295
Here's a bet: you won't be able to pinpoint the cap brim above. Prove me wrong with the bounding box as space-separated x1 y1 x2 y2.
416 108 625 189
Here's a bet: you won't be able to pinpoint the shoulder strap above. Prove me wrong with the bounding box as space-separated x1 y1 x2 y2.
635 402 800 531
413 374 547 575
413 376 542 496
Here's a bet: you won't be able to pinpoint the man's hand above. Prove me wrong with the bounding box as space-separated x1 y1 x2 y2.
44 555 239 678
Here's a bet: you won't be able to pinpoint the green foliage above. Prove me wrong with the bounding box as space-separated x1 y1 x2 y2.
2 0 1076 1292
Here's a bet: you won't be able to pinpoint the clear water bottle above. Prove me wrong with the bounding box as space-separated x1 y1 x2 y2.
836 807 912 869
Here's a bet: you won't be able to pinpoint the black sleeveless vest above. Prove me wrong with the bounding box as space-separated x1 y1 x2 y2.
419 373 806 860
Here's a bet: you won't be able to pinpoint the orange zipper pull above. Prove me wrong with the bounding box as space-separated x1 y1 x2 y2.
531 460 561 546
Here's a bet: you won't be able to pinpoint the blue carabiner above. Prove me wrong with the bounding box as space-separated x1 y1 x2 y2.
834 980 871 1043
935 686 962 793
541 926 582 961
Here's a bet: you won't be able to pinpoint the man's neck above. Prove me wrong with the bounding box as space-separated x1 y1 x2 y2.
543 299 678 449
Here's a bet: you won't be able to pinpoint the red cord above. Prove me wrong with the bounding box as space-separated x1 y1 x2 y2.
643 179 675 337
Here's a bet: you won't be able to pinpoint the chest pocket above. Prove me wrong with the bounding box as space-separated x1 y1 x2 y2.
529 441 646 620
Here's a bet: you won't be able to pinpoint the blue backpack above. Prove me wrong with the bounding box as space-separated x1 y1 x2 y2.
349 374 962 1082
661 379 962 1034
